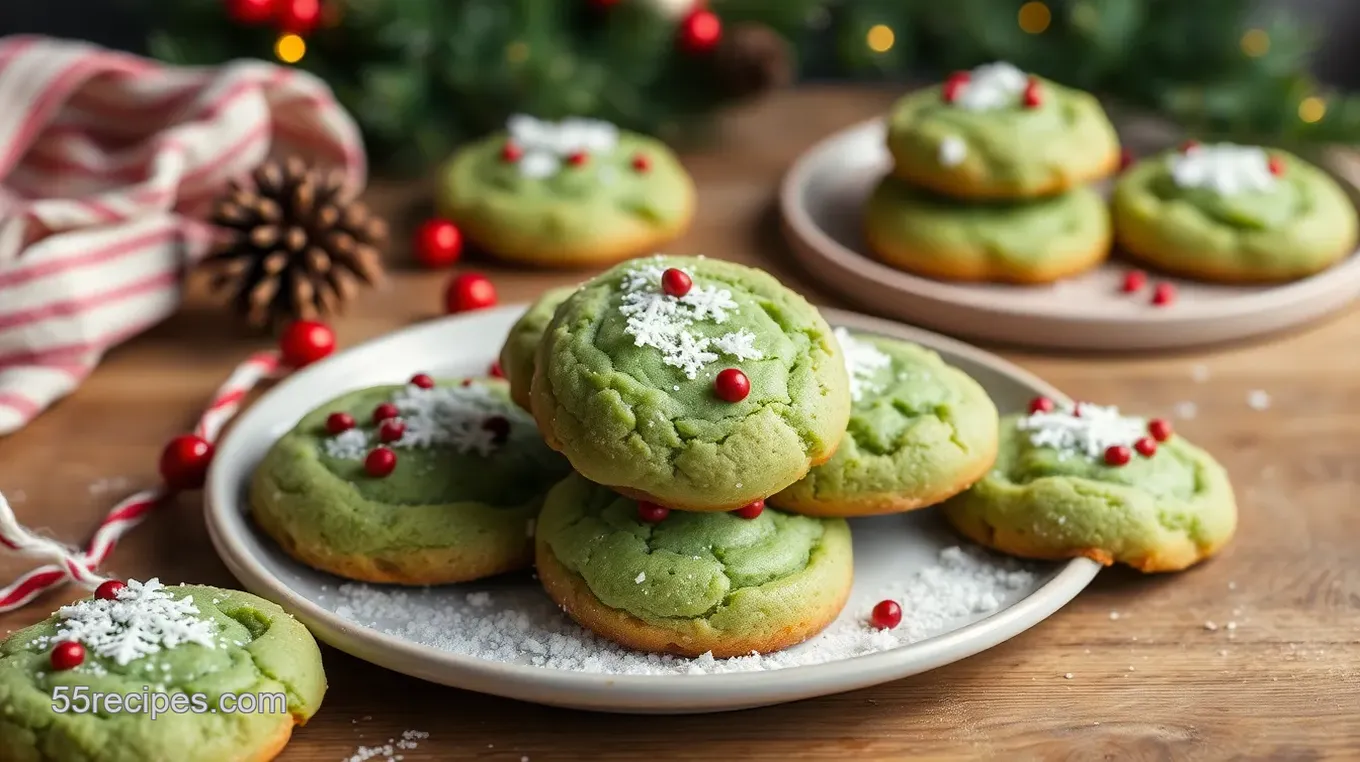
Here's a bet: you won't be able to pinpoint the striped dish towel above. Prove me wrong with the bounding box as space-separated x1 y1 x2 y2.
0 36 365 436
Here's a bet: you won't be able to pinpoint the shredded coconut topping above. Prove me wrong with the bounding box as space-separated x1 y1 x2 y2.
506 114 619 179
834 328 891 402
951 61 1029 111
323 383 513 459
618 261 764 379
1168 143 1277 196
45 579 217 666
1016 401 1146 459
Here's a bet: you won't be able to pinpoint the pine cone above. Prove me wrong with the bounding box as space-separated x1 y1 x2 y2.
711 24 793 100
201 157 387 331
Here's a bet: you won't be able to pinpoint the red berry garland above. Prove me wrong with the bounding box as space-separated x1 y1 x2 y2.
410 373 435 389
870 600 902 630
661 268 692 298
325 411 355 434
637 501 670 523
365 447 397 477
1147 418 1173 442
413 219 463 269
501 142 523 162
1022 78 1043 108
159 435 214 491
1122 270 1147 293
378 419 406 443
1134 437 1158 457
678 9 722 54
94 580 126 601
1027 396 1055 415
279 320 336 368
445 273 498 314
50 641 85 671
225 0 277 25
1151 282 1176 307
733 499 764 520
276 0 321 34
942 71 970 103
714 368 750 403
1104 445 1132 466
372 402 399 423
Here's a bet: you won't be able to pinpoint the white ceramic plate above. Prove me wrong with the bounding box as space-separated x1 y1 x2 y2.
204 305 1100 714
780 118 1360 350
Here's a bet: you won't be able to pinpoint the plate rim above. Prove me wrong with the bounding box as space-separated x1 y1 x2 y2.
203 305 1101 711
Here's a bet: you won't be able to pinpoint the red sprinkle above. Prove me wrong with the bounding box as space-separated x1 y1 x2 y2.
566 151 588 167
870 600 903 630
1151 282 1177 307
94 580 126 601
661 268 693 298
1147 418 1173 442
326 412 355 434
637 502 670 523
1134 437 1158 457
1268 155 1286 176
733 499 764 520
365 447 397 477
372 403 399 423
50 641 85 671
632 153 651 172
1122 270 1148 293
714 368 751 403
942 71 970 103
482 415 511 444
1104 445 1132 466
1027 396 1056 415
409 373 435 389
501 141 523 162
378 418 406 443
1022 77 1042 108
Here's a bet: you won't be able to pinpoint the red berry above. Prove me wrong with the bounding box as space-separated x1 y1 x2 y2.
460 378 474 387
501 141 523 162
1027 396 1056 415
94 580 126 601
677 9 722 54
637 501 670 523
1134 437 1158 457
1104 445 1132 466
410 373 435 389
1268 155 1286 176
1147 418 1173 442
445 273 498 314
733 499 764 520
632 154 651 172
482 415 511 444
1022 77 1042 108
714 368 751 403
159 434 214 491
870 600 903 630
225 0 276 25
489 360 505 378
1072 403 1083 417
378 418 406 443
1122 270 1147 293
1119 148 1135 171
364 447 397 477
661 268 692 298
942 71 970 103
566 151 588 167
279 320 336 368
1151 282 1176 307
372 402 399 423
50 641 85 671
1181 140 1200 153
276 0 320 34
413 219 463 269
325 412 355 434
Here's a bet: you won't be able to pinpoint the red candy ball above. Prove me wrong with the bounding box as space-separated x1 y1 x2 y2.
325 412 355 434
1147 418 1173 442
1104 445 1132 466
714 368 750 403
1027 396 1055 415
1122 270 1147 293
159 434 214 491
661 268 692 298
566 151 589 167
1151 282 1177 307
501 141 523 162
637 501 670 523
942 71 970 103
632 154 651 172
489 360 505 378
445 273 498 314
50 641 85 671
378 418 406 443
1022 78 1043 108
276 0 320 34
1268 155 1286 177
677 9 722 54
94 580 126 601
870 600 902 630
733 499 764 520
364 447 397 477
482 415 511 444
1134 437 1158 457
279 320 336 368
410 373 435 389
413 219 463 269
372 402 399 423
225 0 276 25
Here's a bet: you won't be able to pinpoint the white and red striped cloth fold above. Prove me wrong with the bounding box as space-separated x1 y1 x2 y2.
0 36 366 435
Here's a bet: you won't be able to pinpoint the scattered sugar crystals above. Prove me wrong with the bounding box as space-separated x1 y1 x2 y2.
834 327 892 402
35 579 216 666
323 383 512 460
1168 143 1277 196
1016 402 1146 459
328 546 1034 675
345 730 430 762
618 261 764 379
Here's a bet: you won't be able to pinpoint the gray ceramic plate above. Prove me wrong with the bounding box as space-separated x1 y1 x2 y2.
781 118 1360 350
204 305 1100 714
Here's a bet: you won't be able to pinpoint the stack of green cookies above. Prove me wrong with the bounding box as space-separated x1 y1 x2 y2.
867 62 1120 284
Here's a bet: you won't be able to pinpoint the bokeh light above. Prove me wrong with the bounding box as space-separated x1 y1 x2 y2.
867 24 895 53
1298 96 1327 124
275 34 306 65
1018 2 1052 34
1240 29 1270 58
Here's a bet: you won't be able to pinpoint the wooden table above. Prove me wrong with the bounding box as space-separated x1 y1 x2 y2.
2 87 1358 760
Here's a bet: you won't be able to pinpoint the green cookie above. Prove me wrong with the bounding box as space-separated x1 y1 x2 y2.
886 63 1119 199
438 115 695 268
772 331 998 516
535 473 853 658
864 175 1111 283
531 255 852 512
499 286 576 410
0 582 324 762
1113 145 1357 282
942 405 1236 572
251 378 570 585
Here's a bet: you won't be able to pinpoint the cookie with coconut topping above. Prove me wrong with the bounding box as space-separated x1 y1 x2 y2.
771 330 998 517
886 62 1120 200
535 473 853 657
942 400 1236 572
0 581 325 762
864 176 1111 283
438 115 695 268
499 286 576 410
1113 144 1357 282
250 377 570 584
531 255 851 512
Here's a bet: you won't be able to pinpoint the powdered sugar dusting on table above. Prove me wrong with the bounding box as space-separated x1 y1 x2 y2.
34 578 217 666
326 546 1034 675
1016 402 1146 459
834 327 892 402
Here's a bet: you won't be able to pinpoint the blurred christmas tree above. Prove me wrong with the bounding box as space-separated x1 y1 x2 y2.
147 0 1360 172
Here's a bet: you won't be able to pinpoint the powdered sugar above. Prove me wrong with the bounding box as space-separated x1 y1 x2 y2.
1017 401 1146 459
40 579 217 666
834 328 892 402
951 61 1029 111
1168 143 1277 196
327 546 1034 675
323 383 516 459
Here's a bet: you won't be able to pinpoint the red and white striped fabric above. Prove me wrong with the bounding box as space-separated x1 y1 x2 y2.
0 36 365 436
